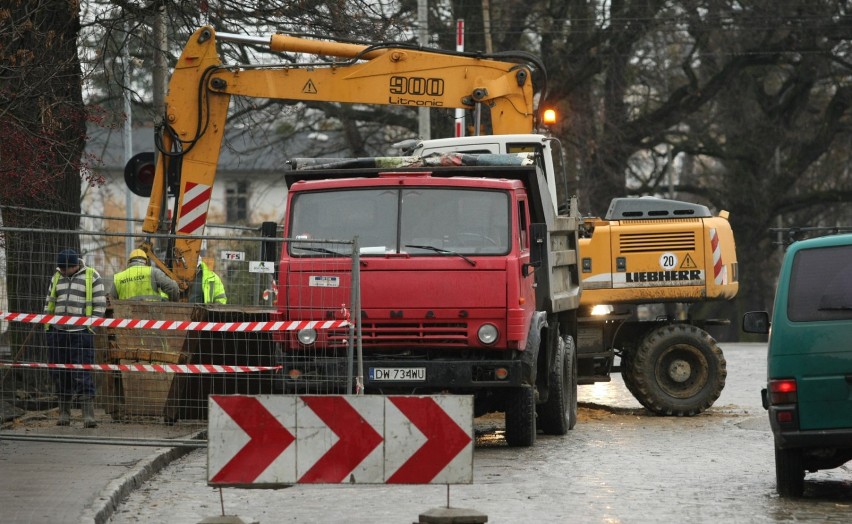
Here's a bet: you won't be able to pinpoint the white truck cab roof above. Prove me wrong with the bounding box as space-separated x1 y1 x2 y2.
396 134 564 213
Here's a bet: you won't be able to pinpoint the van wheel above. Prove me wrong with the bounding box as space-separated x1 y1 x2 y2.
776 447 805 497
538 336 578 434
504 385 536 447
626 324 726 416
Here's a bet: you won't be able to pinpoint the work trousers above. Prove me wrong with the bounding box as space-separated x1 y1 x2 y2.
46 329 97 399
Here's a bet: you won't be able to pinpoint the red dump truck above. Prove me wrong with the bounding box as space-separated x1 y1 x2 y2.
273 154 582 447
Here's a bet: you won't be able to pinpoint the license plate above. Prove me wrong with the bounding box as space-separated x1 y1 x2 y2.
369 367 426 381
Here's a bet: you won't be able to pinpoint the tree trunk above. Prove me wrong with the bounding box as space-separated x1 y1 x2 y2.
0 1 86 349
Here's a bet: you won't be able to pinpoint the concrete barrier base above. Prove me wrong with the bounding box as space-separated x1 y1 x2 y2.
417 506 488 523
198 516 259 524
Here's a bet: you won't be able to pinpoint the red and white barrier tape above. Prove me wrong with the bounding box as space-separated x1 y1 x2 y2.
0 362 281 374
0 311 349 332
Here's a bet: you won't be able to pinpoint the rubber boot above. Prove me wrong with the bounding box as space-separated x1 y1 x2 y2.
82 396 98 429
57 400 71 427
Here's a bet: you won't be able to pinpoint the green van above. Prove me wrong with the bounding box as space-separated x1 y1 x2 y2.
743 233 852 497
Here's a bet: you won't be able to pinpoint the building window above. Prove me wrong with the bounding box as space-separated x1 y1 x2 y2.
226 181 249 222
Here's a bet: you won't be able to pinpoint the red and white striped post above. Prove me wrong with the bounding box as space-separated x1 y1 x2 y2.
454 19 465 137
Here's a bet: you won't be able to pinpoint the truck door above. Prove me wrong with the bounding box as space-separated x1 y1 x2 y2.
518 198 536 316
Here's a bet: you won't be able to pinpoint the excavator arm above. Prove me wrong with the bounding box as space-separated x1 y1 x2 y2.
140 26 542 287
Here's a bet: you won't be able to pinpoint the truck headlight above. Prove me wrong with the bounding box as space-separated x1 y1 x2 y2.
297 328 317 346
477 323 499 345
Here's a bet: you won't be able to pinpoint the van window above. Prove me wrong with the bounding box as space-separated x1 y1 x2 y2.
788 245 852 321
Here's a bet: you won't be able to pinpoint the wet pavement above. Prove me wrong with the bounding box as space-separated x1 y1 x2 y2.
105 343 852 523
2 343 851 523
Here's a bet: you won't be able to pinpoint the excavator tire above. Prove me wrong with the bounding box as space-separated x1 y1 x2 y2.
537 335 578 434
504 385 536 447
619 353 642 401
625 324 726 416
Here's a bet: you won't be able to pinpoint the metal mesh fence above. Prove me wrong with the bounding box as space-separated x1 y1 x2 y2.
0 207 359 430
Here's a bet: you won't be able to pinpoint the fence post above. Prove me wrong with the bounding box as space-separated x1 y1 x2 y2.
351 236 362 394
260 222 278 264
258 222 279 306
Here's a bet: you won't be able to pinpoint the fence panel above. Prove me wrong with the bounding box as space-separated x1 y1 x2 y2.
0 208 359 433
276 238 360 396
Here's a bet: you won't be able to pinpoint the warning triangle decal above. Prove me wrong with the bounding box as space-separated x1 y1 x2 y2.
303 80 318 94
680 254 697 269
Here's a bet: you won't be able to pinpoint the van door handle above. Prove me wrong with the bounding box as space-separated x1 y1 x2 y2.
845 375 852 384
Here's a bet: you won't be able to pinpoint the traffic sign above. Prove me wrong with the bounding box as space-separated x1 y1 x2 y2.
208 395 473 487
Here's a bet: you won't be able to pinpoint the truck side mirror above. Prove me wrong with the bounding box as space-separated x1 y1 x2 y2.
742 311 770 334
524 223 547 277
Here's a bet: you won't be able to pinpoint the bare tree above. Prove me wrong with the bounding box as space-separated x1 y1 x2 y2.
0 0 88 316
80 0 420 155
496 0 852 324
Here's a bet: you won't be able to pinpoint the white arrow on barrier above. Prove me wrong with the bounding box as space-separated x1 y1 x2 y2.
208 396 297 486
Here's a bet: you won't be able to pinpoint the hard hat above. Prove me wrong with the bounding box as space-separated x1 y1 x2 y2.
129 248 148 262
57 248 80 269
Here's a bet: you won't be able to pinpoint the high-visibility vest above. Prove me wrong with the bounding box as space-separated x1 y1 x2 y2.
200 263 227 304
46 267 95 329
113 266 164 301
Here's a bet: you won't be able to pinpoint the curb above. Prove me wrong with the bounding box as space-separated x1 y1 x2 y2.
83 433 205 524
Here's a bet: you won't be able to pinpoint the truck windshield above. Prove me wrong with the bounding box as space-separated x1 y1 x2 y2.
289 187 510 256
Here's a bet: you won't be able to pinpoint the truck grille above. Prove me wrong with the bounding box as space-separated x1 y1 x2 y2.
331 322 469 347
619 230 695 253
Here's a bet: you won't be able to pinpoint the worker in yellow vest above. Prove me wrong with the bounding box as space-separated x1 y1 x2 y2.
44 248 107 428
110 249 180 302
190 259 227 304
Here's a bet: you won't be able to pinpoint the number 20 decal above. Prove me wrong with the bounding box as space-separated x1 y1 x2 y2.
659 252 678 270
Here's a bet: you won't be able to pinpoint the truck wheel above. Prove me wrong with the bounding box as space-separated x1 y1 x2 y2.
538 336 578 434
504 385 536 447
775 447 805 497
626 324 726 416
